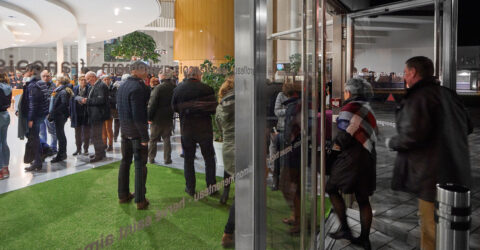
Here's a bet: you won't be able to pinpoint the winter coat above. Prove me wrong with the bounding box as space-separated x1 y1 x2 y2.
148 79 176 128
0 83 12 112
390 77 473 202
171 78 217 137
107 83 119 118
327 97 377 195
27 78 49 121
86 80 110 124
274 92 288 131
117 76 151 143
216 90 235 176
49 85 73 121
70 85 90 127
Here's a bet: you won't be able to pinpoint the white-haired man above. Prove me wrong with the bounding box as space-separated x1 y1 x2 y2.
83 71 110 162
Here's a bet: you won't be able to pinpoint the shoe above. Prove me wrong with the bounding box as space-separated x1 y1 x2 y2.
119 193 134 204
282 216 295 225
185 187 195 196
148 159 155 164
180 153 184 158
83 151 89 156
328 229 353 240
90 156 104 163
114 138 117 142
164 160 172 165
350 237 371 250
46 148 56 157
107 146 113 152
136 199 150 210
1 167 9 179
220 186 230 205
25 165 42 171
73 150 80 156
221 233 234 248
51 155 67 163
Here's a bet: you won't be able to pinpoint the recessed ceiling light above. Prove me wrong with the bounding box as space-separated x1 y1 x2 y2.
124 6 132 10
23 32 30 35
91 36 96 39
114 8 120 16
17 23 25 26
116 20 123 24
16 39 26 42
107 30 113 33
74 40 78 43
11 43 17 46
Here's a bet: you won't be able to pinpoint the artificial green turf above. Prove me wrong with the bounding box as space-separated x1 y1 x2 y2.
0 163 331 250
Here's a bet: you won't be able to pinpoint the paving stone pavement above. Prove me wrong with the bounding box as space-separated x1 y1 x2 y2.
324 103 480 249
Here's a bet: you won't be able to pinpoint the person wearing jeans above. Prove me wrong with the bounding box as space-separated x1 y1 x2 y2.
116 61 151 210
0 73 11 179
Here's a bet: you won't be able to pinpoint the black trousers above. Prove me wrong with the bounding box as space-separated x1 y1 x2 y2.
113 118 120 139
182 133 216 191
90 122 105 157
118 137 148 203
75 124 90 152
54 117 67 157
224 201 235 234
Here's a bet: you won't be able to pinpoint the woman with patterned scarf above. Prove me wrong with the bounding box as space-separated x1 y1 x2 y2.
326 78 378 250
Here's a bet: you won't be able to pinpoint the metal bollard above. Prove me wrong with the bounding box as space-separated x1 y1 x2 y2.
435 183 471 250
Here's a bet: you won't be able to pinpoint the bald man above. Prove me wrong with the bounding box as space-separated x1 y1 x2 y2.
171 66 218 196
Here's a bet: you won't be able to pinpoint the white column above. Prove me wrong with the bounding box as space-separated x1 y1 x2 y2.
56 40 64 75
78 24 87 71
290 0 298 55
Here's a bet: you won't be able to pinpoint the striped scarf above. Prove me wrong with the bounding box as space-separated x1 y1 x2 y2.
337 100 378 153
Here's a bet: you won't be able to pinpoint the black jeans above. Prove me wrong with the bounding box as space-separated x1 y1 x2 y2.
75 124 90 152
30 117 45 166
224 201 235 234
182 133 216 191
118 137 148 203
113 118 120 139
54 117 67 157
90 122 105 157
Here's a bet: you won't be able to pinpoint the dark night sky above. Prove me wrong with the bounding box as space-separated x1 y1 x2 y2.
458 1 480 46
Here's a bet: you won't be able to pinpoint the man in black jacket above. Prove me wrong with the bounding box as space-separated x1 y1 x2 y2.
171 67 217 196
117 61 151 209
148 68 176 164
24 64 50 171
82 71 110 162
386 56 473 250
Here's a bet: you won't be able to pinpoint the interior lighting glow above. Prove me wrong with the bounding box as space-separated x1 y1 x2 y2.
91 36 96 39
458 72 471 77
107 30 113 33
124 7 132 10
114 8 120 16
116 20 123 24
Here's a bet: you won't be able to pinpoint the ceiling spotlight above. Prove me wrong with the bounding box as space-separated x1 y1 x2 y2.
11 43 17 46
16 39 26 42
116 20 123 24
91 36 96 39
114 8 120 16
74 40 78 43
107 30 113 33
124 6 132 10
17 23 25 26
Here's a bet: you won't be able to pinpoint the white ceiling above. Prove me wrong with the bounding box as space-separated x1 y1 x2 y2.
0 0 160 49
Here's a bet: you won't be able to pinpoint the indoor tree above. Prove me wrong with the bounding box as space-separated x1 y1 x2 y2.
110 31 161 62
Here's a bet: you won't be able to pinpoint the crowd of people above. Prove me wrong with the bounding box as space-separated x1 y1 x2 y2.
0 56 474 250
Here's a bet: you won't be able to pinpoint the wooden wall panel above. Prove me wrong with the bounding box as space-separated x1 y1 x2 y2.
174 0 234 76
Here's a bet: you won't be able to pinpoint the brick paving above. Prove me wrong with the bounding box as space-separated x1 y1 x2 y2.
325 103 480 250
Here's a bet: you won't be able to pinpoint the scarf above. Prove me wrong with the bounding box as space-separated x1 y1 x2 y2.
337 99 378 153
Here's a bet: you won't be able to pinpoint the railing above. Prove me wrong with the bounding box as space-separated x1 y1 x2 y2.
144 0 175 31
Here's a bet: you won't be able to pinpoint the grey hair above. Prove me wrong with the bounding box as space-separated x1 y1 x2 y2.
85 71 97 78
186 66 202 79
121 74 130 81
344 78 374 99
161 68 174 79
